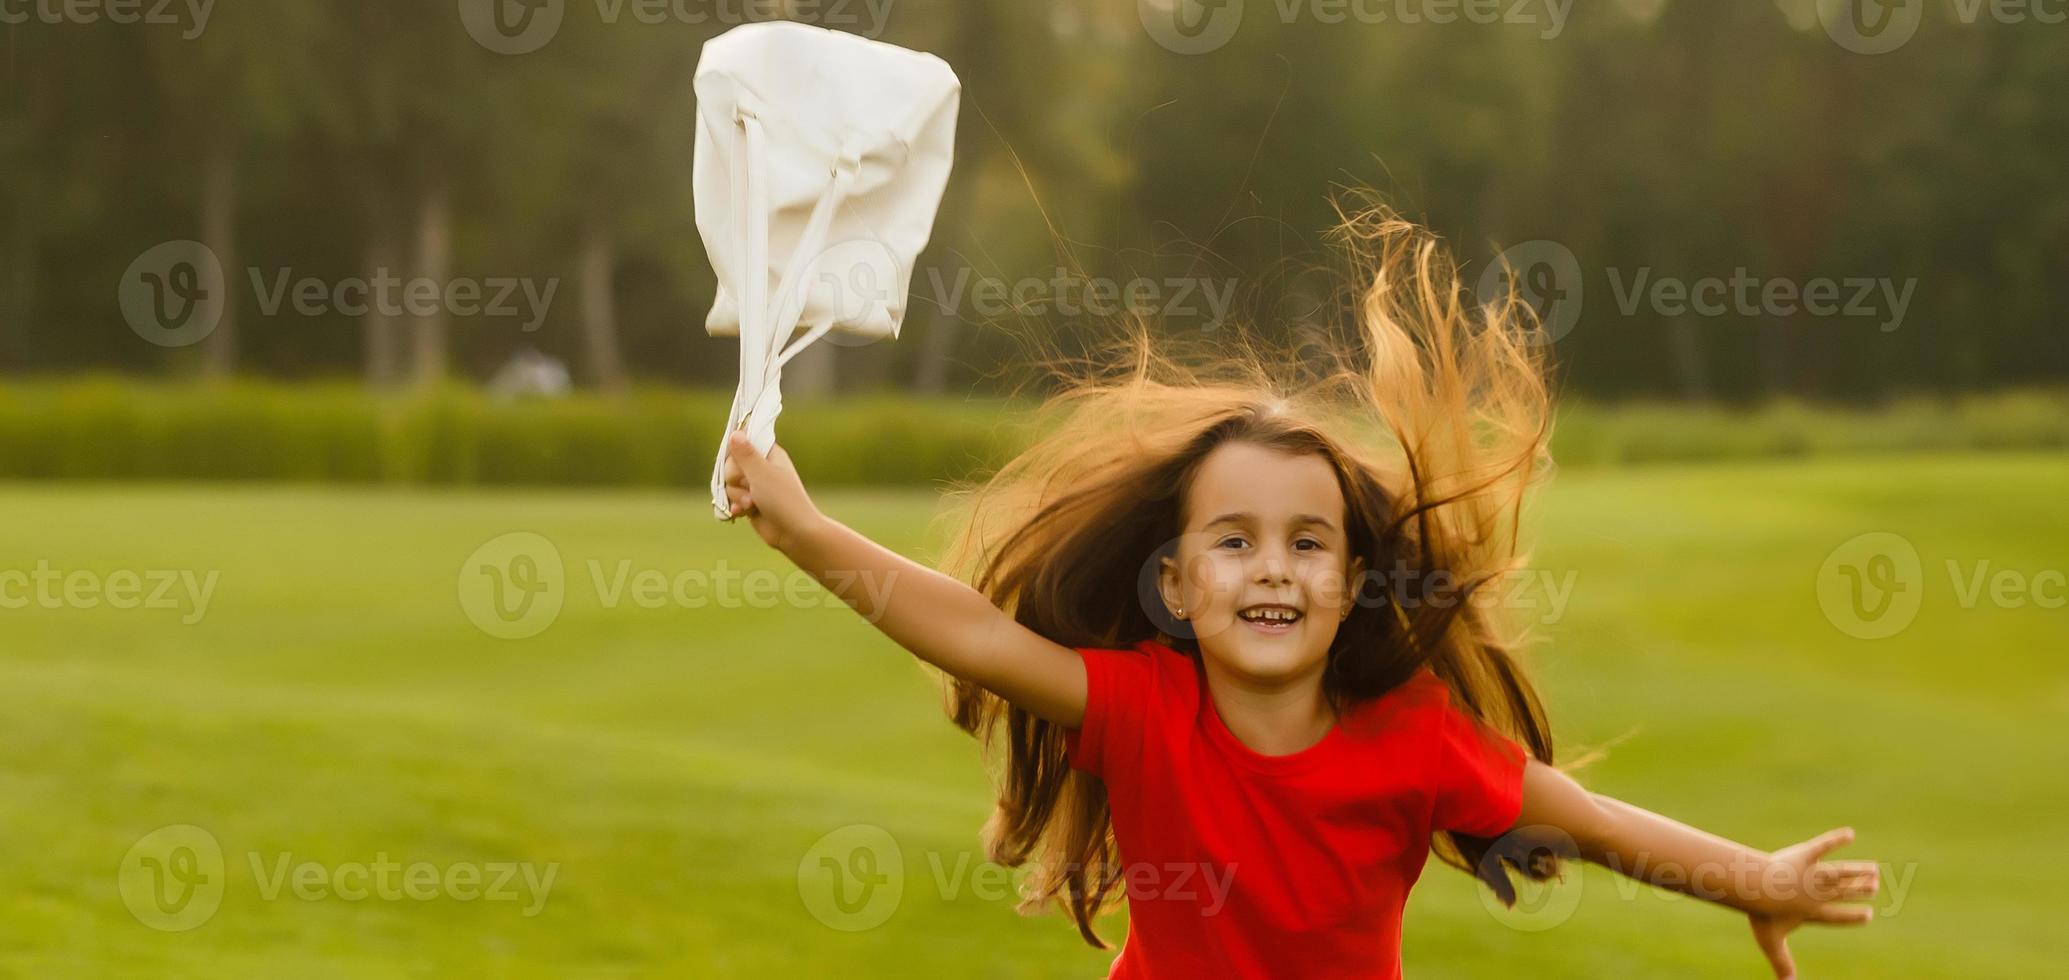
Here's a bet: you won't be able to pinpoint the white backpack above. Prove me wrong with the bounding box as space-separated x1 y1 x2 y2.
694 21 961 519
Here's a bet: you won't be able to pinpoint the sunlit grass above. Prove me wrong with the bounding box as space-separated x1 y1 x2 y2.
1 453 2063 976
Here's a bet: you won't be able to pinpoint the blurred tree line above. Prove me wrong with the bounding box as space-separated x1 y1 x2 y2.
1 0 2062 402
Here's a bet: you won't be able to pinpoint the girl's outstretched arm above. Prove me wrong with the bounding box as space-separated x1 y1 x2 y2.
1512 761 1880 979
719 432 1088 727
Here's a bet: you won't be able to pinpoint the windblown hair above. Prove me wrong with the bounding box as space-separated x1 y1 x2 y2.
934 193 1564 946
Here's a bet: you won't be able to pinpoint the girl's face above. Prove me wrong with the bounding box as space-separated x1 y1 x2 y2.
1158 441 1364 687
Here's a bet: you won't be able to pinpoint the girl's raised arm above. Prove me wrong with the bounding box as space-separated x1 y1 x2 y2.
719 431 1088 727
1512 760 1880 979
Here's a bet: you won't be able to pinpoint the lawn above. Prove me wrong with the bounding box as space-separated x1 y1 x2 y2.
1 453 2064 977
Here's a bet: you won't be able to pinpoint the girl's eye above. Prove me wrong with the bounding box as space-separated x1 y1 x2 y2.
1215 536 1323 552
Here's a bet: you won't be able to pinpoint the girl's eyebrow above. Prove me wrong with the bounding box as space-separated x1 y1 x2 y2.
1203 512 1340 532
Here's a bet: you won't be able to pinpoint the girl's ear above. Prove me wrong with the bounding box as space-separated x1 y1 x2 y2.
1342 555 1369 620
1158 554 1187 620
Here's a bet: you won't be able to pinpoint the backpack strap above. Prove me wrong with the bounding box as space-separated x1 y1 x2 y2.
710 104 861 520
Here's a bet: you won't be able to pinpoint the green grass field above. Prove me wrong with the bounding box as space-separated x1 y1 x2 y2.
3 454 2065 977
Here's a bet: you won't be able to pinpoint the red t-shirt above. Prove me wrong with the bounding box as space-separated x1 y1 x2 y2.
1064 639 1527 979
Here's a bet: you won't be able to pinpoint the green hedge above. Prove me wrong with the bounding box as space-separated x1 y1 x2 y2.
0 378 2060 487
0 379 1026 487
1553 390 2069 465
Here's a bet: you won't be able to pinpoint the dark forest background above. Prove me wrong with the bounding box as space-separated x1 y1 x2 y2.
4 0 2063 403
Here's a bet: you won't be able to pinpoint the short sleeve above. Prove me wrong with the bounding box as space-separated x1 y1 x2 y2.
1428 690 1529 838
1063 646 1156 781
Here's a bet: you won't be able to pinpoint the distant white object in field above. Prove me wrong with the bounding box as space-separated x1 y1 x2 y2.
694 20 960 520
488 347 572 400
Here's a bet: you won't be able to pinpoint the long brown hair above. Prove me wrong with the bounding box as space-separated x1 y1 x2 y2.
933 194 1563 946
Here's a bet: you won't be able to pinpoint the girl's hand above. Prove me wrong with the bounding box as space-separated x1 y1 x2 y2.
1747 827 1880 979
721 431 823 554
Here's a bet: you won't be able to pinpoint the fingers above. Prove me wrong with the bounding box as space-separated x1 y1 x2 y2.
1805 826 1856 860
727 431 767 471
1811 861 1881 900
721 432 792 524
1819 860 1879 877
1751 917 1797 980
725 485 756 519
723 433 760 500
1821 876 1880 900
1810 902 1875 926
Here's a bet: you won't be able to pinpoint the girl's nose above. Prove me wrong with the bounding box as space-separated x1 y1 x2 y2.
1253 555 1292 585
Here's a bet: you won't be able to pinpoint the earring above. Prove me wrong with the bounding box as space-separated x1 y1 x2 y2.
1174 607 1187 620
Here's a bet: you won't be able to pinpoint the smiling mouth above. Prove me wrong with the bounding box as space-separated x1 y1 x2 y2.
1237 605 1303 632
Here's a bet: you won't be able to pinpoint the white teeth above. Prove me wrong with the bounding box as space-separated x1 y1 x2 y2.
1241 607 1301 623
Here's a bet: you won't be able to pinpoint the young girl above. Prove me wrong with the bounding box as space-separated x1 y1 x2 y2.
718 202 1879 978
